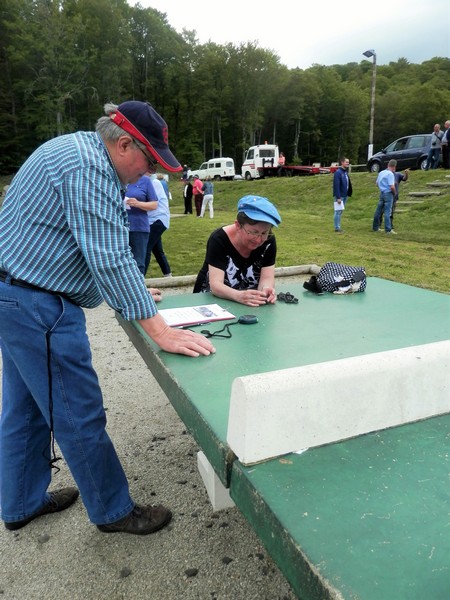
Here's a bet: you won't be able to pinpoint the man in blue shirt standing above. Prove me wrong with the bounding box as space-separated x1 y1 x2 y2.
0 101 215 536
332 157 352 233
373 159 397 234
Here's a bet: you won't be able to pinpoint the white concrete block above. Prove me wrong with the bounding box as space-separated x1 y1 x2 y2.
227 340 450 465
197 451 235 511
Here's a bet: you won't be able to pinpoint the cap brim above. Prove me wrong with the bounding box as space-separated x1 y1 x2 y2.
145 142 182 172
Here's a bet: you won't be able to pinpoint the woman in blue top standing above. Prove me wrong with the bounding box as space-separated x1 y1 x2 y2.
125 173 156 274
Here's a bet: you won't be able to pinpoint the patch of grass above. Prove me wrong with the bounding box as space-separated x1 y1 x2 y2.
164 171 450 293
3 172 449 293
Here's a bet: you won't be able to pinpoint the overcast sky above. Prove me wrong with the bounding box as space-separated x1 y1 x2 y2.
134 0 449 70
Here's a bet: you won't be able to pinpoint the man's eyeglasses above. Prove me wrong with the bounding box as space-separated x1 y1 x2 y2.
241 225 272 240
135 142 157 170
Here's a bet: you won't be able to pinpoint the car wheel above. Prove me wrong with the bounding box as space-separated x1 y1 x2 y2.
214 175 222 181
244 171 252 181
369 162 381 173
419 157 428 170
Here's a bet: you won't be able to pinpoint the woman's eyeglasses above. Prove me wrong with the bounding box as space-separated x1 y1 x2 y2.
241 226 272 240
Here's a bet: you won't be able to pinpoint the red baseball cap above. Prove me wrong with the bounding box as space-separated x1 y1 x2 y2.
110 101 181 172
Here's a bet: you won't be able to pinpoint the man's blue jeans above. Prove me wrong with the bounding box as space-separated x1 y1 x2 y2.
333 197 347 231
0 281 133 524
373 192 394 232
425 147 440 170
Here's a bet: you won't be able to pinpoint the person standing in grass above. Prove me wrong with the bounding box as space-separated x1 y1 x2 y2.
142 173 172 277
425 124 443 170
380 167 409 231
332 157 352 233
200 176 214 218
183 179 193 214
441 120 450 169
192 174 204 216
373 159 397 234
125 172 157 275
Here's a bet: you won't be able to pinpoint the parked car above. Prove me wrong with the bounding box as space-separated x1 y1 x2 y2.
367 134 440 172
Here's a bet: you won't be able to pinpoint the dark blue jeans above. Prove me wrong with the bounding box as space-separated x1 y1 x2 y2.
151 238 171 276
373 192 394 232
425 147 440 170
144 220 170 275
0 281 133 524
129 231 150 275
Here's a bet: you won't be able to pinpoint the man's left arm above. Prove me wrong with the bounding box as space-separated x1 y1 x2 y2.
64 167 157 320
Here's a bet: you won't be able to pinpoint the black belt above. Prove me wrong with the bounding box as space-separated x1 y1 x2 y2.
0 271 71 301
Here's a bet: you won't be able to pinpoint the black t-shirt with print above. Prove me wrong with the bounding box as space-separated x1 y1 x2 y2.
193 227 277 293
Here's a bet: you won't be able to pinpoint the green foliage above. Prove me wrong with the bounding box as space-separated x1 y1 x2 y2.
0 0 449 174
160 172 450 294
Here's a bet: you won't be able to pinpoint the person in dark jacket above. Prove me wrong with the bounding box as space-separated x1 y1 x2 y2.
183 180 193 214
332 157 352 233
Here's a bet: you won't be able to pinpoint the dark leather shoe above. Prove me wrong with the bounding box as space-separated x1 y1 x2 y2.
4 487 80 531
97 504 172 535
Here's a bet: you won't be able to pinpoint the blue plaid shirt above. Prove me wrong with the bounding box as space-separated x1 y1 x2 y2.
0 131 157 320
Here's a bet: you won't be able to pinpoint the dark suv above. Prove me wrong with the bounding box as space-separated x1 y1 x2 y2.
367 134 439 172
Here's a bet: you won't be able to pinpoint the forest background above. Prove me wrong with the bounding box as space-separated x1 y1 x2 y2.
0 0 449 175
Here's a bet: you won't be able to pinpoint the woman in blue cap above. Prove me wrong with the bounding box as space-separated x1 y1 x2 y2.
193 195 281 306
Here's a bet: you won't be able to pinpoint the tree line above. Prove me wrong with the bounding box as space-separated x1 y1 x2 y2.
1 0 449 175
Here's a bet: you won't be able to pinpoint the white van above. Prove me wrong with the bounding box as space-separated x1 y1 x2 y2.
189 157 235 181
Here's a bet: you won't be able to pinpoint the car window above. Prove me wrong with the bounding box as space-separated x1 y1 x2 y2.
389 138 408 152
200 163 207 170
407 136 427 149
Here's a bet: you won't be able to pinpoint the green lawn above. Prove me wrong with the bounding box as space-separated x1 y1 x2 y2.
2 170 449 294
164 171 450 294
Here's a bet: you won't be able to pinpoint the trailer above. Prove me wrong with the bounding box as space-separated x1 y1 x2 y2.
257 164 321 177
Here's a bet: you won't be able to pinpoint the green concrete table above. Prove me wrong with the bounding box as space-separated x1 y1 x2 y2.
117 278 450 599
231 413 450 600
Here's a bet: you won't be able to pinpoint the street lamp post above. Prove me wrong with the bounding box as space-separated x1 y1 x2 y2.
363 49 377 160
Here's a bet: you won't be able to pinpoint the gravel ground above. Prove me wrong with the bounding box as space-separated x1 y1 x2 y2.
0 275 311 600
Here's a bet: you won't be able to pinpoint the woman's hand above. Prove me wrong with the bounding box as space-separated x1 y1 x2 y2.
240 289 270 307
126 197 157 211
261 286 276 304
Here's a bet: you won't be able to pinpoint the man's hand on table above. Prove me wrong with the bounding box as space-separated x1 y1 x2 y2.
149 287 162 302
138 313 216 357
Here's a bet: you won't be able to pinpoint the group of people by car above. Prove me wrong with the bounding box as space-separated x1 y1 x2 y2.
334 118 449 235
333 154 408 236
425 121 450 170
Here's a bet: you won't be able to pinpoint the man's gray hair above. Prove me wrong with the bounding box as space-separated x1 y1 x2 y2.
96 102 148 152
95 103 122 141
388 159 397 167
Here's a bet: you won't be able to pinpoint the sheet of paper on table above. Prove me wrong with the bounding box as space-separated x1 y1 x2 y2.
158 304 236 327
